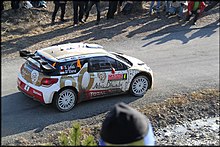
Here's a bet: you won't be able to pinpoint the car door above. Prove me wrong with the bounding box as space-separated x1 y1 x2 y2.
87 56 129 99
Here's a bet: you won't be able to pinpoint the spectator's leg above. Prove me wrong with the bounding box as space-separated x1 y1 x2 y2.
156 1 161 13
52 4 60 23
193 11 199 24
177 6 183 19
185 12 192 21
60 4 66 21
84 1 94 22
149 1 155 15
107 1 113 19
96 2 101 24
73 2 79 25
79 2 85 23
165 0 171 14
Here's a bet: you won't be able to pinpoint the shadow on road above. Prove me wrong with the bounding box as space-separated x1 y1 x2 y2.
141 18 219 47
1 91 140 137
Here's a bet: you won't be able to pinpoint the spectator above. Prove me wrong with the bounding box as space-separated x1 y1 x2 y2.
107 1 118 19
99 102 156 146
84 0 101 25
148 0 161 18
164 0 171 15
121 1 133 15
73 1 85 26
51 0 67 25
185 1 206 25
167 1 185 20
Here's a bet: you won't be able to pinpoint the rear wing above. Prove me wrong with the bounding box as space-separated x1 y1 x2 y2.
19 50 56 72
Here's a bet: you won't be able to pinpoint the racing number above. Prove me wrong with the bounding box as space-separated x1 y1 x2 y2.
24 84 30 91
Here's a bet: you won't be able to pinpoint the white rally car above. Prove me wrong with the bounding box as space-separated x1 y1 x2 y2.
17 43 154 112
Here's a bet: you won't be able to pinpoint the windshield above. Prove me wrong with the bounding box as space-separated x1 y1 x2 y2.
110 52 133 66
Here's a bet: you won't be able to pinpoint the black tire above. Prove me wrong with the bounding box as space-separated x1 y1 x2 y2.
129 75 150 97
53 88 77 112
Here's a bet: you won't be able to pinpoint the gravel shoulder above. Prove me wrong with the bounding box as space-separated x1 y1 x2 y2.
1 2 219 146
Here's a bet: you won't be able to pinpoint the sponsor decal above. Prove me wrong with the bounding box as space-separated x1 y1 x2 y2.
108 73 127 81
33 89 42 96
31 70 39 84
93 81 123 89
98 72 106 83
90 90 108 97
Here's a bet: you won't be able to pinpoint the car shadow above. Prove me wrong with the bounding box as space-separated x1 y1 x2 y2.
1 91 141 137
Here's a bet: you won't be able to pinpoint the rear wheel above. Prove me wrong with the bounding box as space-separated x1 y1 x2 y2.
53 88 77 112
130 75 149 97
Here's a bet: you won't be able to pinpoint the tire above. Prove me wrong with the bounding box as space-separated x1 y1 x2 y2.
130 75 149 97
53 88 77 112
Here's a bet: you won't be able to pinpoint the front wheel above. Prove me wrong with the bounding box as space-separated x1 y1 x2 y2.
130 75 149 97
53 88 77 112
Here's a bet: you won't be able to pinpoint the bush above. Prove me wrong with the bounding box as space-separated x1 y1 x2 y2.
59 122 97 146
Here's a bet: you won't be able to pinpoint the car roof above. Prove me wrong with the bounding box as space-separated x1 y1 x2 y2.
36 43 109 62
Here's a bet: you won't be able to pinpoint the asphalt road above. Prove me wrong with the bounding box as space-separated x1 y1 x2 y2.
1 26 219 137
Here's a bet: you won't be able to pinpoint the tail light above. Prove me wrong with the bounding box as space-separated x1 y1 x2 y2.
41 78 58 86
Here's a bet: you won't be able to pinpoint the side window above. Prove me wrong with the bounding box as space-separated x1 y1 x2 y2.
116 60 127 70
58 59 86 75
89 57 114 72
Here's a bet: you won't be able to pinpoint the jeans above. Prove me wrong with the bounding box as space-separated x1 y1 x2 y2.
169 6 183 17
149 1 161 14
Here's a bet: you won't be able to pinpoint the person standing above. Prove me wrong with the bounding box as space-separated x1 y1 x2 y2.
99 102 156 146
51 0 67 25
148 0 161 18
73 1 85 26
185 1 206 25
167 1 185 20
107 1 118 19
84 0 101 25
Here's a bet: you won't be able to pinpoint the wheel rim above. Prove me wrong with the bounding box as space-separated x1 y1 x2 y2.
132 76 148 96
58 89 75 111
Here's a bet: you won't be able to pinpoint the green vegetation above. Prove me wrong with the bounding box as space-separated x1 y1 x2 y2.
59 122 97 146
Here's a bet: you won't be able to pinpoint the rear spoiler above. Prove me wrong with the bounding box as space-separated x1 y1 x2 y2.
19 50 56 72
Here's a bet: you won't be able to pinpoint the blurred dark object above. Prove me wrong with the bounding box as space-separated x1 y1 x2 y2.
204 1 220 12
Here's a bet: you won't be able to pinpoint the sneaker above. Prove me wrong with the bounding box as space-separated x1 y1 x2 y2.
73 23 78 27
192 22 197 25
79 20 85 23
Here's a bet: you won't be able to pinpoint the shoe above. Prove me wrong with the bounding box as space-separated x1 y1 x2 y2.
95 21 100 25
79 20 85 23
192 22 197 25
73 23 78 27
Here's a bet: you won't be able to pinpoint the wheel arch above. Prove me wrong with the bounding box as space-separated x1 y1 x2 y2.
131 72 153 89
52 86 79 104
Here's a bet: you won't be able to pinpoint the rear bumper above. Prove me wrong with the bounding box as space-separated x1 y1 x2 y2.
17 73 59 104
17 78 45 103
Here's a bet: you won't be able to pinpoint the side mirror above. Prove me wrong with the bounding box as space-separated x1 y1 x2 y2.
111 67 115 74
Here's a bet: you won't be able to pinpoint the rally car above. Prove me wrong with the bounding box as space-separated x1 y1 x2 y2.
17 43 154 112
